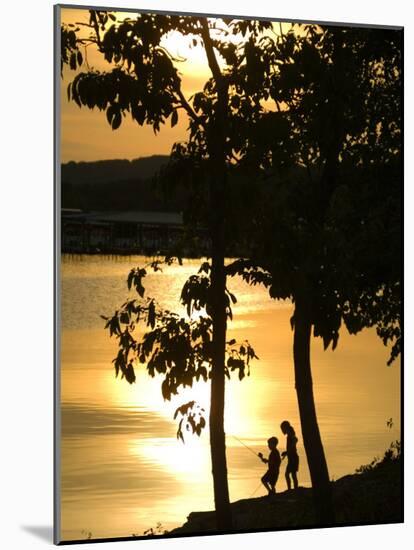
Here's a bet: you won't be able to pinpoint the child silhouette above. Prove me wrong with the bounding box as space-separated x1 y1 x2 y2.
258 436 281 495
280 420 299 490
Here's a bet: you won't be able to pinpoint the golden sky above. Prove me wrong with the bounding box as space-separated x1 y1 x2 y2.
60 7 288 163
61 7 218 162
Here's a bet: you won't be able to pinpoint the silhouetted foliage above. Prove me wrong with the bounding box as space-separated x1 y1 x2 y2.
355 440 401 475
61 23 83 75
225 24 401 524
102 258 258 440
140 522 168 537
240 24 401 359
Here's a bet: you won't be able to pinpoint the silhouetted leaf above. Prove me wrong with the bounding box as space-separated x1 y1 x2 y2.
171 109 178 127
69 52 76 70
161 379 170 400
120 311 129 324
228 291 237 304
106 105 114 126
125 363 136 383
112 110 122 130
147 300 156 329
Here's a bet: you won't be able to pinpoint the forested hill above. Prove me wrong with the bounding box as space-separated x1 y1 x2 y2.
61 155 172 211
62 155 169 185
60 155 307 213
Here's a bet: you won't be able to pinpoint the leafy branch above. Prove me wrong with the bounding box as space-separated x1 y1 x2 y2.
102 259 258 441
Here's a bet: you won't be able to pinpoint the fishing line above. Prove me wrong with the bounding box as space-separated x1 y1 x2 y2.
249 481 263 499
230 434 260 457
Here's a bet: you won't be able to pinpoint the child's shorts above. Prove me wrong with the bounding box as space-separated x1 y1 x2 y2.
262 469 279 485
286 454 299 473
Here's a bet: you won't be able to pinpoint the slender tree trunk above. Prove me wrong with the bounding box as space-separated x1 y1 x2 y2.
200 18 233 531
208 106 232 531
209 181 232 530
293 296 335 525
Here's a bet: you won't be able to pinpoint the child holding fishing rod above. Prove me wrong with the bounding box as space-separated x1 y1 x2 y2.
258 437 281 495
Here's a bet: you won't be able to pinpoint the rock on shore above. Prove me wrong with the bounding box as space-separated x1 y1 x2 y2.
170 459 401 535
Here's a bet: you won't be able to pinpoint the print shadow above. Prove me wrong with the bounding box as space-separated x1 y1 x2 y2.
21 525 53 543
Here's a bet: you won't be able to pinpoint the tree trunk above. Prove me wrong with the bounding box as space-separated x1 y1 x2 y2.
208 106 232 531
209 206 232 530
200 18 232 531
293 296 335 525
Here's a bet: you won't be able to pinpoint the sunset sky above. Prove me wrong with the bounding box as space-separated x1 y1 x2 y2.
61 8 219 162
60 7 287 163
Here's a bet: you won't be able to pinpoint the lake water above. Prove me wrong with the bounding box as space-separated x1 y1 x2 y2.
60 255 401 541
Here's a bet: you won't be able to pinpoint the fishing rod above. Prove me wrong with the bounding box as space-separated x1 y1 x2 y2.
230 434 287 461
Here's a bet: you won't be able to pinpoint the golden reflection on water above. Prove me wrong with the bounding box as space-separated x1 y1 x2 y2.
60 256 400 541
130 436 210 479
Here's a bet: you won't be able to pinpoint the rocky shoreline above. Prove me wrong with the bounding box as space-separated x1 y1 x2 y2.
170 459 402 535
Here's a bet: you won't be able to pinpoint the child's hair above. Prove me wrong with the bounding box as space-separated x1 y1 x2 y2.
281 420 295 436
268 436 278 447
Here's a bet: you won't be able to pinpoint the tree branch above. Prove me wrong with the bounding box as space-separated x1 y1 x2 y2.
89 11 103 50
199 18 223 83
176 87 203 126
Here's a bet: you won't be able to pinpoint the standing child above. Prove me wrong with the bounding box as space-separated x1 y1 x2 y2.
280 420 299 490
258 436 281 495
